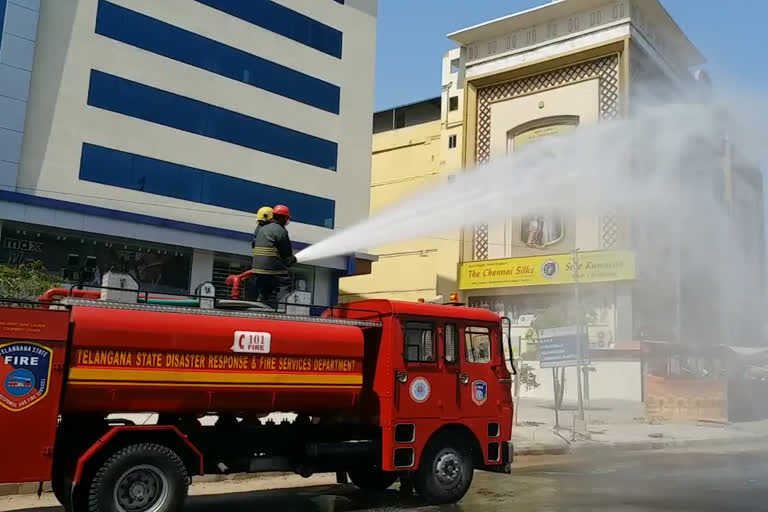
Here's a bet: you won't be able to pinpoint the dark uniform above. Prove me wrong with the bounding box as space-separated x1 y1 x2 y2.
249 222 296 305
251 222 268 249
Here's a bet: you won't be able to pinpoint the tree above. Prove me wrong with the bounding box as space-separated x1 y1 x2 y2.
512 358 541 427
0 262 64 301
508 327 540 426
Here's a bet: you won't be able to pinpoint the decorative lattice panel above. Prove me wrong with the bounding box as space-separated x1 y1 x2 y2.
472 55 621 259
476 55 619 163
600 214 619 249
473 224 489 261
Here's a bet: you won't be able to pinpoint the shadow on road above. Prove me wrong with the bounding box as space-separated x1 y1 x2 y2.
186 484 433 512
5 484 444 512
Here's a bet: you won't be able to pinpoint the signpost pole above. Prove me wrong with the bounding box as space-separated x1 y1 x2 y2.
552 368 560 428
573 249 586 426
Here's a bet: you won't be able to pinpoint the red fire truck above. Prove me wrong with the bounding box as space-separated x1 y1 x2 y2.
0 274 513 511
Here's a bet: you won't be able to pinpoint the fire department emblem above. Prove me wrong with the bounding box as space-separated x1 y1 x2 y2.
471 380 488 406
0 343 52 412
409 377 431 403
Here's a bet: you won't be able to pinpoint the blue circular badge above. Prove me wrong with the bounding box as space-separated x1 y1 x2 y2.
5 369 35 398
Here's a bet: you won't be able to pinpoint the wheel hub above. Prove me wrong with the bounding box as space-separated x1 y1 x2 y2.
114 465 169 512
129 482 147 500
435 453 461 485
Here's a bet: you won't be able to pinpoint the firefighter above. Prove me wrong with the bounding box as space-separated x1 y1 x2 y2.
250 204 296 306
251 207 274 248
245 206 275 301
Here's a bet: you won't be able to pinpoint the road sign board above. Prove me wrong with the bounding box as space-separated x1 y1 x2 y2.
538 326 589 368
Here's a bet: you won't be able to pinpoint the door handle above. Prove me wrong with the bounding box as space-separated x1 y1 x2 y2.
394 369 407 409
459 373 469 385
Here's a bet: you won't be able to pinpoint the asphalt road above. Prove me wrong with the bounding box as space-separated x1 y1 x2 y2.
3 444 768 511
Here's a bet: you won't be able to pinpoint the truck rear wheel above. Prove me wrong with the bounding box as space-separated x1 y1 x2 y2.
51 463 66 504
86 443 188 512
347 467 397 491
51 466 72 509
413 434 474 505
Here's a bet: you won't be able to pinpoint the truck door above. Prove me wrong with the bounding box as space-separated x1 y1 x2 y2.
458 323 500 418
394 318 458 420
0 308 70 483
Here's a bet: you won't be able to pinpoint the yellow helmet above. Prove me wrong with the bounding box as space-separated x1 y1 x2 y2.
256 206 274 222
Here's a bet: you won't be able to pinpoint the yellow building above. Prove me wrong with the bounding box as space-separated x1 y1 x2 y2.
340 48 471 303
343 0 764 348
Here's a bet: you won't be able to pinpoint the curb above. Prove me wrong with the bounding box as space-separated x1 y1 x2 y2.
514 432 768 457
513 444 570 456
571 432 768 455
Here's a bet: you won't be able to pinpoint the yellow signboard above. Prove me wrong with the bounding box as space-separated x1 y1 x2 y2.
458 250 635 290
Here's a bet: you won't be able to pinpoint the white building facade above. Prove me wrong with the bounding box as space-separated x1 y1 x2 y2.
0 0 377 302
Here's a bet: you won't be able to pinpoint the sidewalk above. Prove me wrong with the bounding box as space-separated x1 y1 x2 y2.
512 396 768 455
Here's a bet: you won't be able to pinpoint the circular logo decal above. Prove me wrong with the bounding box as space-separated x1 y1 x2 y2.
541 260 559 279
5 369 35 398
409 377 431 403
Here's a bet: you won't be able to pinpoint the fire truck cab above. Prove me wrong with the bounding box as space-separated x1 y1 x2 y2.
0 275 513 511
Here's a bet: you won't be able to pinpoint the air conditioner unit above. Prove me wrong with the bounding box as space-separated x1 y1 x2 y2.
588 326 614 349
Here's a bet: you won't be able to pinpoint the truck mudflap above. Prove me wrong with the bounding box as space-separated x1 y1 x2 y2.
481 442 513 474
72 425 204 485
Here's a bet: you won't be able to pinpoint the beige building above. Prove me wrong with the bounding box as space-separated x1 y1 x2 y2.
343 0 765 351
0 0 378 302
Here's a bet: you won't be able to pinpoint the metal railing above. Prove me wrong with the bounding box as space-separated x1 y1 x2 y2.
23 280 386 324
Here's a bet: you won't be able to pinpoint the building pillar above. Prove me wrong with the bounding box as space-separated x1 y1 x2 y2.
313 267 333 306
615 282 633 343
189 249 214 293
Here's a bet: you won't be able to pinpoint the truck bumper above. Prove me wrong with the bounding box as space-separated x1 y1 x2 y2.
480 441 513 474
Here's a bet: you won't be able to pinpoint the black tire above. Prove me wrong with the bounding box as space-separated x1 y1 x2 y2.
85 443 188 512
414 434 474 505
347 467 397 491
52 460 78 511
51 465 68 505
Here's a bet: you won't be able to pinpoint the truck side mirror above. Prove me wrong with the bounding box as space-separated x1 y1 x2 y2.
501 317 516 375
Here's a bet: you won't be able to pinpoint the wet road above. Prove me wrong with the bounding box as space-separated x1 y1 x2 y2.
183 445 768 512
3 444 768 511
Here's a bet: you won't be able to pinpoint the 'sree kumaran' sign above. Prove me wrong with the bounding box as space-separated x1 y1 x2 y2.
459 250 635 290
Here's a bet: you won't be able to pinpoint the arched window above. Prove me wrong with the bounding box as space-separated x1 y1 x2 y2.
507 116 579 249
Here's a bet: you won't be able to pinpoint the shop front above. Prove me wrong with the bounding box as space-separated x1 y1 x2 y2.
1 221 192 295
0 221 354 307
459 250 636 354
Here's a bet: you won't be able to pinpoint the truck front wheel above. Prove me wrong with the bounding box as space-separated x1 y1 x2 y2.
414 435 474 505
86 443 188 512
